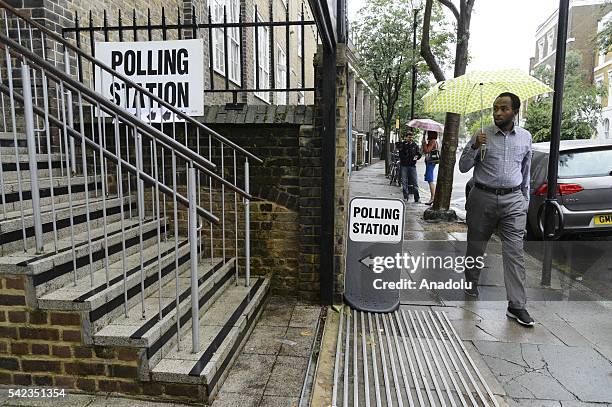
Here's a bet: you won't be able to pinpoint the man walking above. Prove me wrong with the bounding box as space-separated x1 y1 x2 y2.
459 92 534 327
399 132 422 203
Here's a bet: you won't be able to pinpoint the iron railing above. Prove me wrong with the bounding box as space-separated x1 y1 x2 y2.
0 0 262 353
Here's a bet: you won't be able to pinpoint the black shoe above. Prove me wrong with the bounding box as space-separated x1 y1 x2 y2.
464 284 479 297
506 307 535 327
415 200 421 203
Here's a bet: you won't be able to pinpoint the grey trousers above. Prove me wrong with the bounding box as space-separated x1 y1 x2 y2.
464 187 528 309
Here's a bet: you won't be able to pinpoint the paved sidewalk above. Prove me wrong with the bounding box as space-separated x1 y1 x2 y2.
349 161 612 406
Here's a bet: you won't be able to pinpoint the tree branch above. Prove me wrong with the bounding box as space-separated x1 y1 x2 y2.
420 0 446 82
439 0 459 21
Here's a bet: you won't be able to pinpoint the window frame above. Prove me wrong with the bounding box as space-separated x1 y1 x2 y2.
275 44 287 105
253 8 271 103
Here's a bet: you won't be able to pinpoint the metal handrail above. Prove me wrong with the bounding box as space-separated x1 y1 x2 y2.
0 33 254 202
0 81 219 224
0 0 263 164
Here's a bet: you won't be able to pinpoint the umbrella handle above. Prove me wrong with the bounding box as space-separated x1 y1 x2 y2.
480 83 486 161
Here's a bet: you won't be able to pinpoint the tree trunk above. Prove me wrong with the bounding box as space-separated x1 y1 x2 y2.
432 112 460 210
383 126 391 175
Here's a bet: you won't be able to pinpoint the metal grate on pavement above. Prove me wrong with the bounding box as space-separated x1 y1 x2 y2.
332 307 500 407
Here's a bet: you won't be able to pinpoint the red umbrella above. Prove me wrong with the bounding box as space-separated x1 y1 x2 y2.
407 118 444 133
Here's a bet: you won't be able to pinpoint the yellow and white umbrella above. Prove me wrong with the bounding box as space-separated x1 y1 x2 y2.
422 69 552 159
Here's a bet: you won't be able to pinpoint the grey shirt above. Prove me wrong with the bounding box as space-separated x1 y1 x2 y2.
459 125 533 202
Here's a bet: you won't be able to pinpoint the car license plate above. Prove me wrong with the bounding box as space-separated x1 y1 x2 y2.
594 214 612 225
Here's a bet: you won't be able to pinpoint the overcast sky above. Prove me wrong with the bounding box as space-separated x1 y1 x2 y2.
348 0 560 74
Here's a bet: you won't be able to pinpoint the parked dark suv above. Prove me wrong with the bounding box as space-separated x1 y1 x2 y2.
465 140 612 240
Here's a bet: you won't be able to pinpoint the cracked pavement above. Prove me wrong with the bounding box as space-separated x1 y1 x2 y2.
352 162 612 406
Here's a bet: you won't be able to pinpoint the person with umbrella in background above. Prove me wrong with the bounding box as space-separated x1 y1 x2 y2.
459 92 535 327
399 131 422 203
407 118 444 206
421 130 440 205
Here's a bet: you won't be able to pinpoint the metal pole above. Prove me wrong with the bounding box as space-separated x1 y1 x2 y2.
410 8 418 121
244 158 250 287
21 63 44 253
188 166 200 353
542 0 570 285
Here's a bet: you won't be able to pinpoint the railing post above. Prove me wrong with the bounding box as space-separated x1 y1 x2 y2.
63 50 76 174
188 166 200 353
244 158 250 287
21 62 44 254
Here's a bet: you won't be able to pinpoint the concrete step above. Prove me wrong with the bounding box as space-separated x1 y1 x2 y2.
0 215 162 296
0 194 135 256
39 238 192 334
0 153 64 181
0 174 102 213
151 276 270 402
94 257 236 377
0 132 27 148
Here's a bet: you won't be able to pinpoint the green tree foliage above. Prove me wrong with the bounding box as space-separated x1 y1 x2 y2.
352 0 454 170
597 18 612 54
524 51 604 142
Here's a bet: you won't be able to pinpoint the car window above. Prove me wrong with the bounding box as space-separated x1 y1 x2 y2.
558 148 612 178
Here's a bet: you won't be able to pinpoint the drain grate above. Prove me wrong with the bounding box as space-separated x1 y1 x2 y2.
332 307 499 407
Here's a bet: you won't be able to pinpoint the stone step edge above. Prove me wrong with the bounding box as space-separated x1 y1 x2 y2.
150 276 270 389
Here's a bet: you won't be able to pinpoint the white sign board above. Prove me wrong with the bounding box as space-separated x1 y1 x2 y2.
349 197 404 243
94 39 205 118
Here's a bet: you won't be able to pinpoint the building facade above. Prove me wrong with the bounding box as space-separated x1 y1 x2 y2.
529 0 612 84
595 11 612 139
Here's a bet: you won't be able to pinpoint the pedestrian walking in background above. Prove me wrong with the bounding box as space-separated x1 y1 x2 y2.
399 132 422 203
422 130 440 205
458 92 535 327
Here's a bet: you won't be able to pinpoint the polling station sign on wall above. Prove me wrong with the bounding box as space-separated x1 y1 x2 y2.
94 39 205 118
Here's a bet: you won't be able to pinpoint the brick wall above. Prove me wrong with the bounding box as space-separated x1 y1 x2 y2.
0 275 202 402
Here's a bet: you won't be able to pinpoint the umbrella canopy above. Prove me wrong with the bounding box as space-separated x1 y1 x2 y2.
407 118 444 133
422 69 553 114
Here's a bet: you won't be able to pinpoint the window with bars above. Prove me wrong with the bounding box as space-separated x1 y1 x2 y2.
276 45 287 105
210 0 241 84
253 9 270 102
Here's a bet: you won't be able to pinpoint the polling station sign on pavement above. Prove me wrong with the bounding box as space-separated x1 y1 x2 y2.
345 197 404 312
94 39 205 119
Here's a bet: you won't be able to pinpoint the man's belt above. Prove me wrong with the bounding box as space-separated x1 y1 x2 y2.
474 183 521 195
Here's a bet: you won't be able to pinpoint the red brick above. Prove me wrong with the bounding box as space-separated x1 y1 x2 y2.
0 327 17 339
0 372 11 384
62 330 81 343
54 376 76 388
117 348 139 361
19 327 58 341
28 310 48 325
0 357 19 370
10 342 28 355
74 346 92 358
98 379 119 392
31 343 49 355
109 364 138 378
118 380 142 394
33 375 53 386
8 311 26 323
0 295 25 306
64 362 106 376
13 374 32 386
94 346 115 359
51 345 71 358
5 278 24 290
76 378 96 392
50 312 81 326
164 383 197 397
21 359 61 373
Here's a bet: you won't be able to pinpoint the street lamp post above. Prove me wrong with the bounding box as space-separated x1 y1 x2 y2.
410 0 423 121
